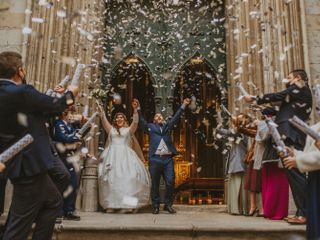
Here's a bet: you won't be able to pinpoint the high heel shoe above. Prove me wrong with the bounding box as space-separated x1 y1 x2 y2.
246 208 258 216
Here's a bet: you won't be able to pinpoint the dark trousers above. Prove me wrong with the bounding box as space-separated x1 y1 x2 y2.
48 156 71 194
63 167 78 215
0 179 7 215
149 155 175 208
3 174 62 240
306 171 320 240
284 167 307 217
284 139 307 217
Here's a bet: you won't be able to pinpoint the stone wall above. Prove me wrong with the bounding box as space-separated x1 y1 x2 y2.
0 0 28 59
305 0 320 83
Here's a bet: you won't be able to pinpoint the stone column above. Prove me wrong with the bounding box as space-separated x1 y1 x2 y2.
304 0 320 84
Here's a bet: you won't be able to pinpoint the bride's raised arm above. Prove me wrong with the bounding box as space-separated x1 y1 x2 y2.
129 99 139 134
97 104 112 134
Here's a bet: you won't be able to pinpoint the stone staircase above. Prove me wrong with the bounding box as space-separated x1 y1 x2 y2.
51 205 305 240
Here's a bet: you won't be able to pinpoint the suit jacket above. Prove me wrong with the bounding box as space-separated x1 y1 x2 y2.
0 79 74 180
257 84 312 150
294 122 320 173
138 107 185 157
53 119 80 166
53 119 80 144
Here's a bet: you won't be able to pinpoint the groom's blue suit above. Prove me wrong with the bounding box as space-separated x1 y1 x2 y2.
138 106 185 208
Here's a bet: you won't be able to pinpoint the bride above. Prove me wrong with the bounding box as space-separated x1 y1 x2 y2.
97 99 150 212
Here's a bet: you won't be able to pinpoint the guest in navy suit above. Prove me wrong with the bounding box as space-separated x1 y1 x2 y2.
136 98 190 214
53 110 82 221
0 51 78 240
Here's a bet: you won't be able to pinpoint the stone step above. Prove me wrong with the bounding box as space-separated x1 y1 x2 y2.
52 211 306 240
138 204 227 213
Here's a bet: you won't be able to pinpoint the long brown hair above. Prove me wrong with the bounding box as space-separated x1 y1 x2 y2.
112 112 128 135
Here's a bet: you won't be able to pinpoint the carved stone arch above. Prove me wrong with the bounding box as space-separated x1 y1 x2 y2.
173 51 224 188
109 53 156 156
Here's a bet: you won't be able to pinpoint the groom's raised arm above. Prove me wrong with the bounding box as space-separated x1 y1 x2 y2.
167 98 190 130
138 109 149 133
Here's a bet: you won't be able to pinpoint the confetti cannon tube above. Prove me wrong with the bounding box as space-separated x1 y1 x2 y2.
265 118 288 157
78 112 99 136
45 75 70 97
71 64 85 86
220 104 232 118
58 75 71 87
289 116 320 142
0 134 34 164
236 82 257 100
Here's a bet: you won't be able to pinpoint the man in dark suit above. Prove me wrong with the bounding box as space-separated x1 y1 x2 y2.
0 51 78 239
244 69 312 224
136 98 190 214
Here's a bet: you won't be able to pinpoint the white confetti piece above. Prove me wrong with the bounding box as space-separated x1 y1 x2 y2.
38 0 48 6
31 17 44 23
22 27 32 35
63 185 73 198
61 56 76 66
81 147 89 154
57 10 66 18
17 113 28 127
25 9 32 14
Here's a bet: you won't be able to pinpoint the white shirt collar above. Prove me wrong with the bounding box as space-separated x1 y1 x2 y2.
0 78 18 85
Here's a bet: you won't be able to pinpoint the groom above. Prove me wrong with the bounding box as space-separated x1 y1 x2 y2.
135 98 190 214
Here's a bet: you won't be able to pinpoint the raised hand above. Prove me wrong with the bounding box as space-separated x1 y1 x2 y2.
132 99 140 110
67 85 79 97
244 95 255 103
96 103 105 118
283 156 297 169
0 163 5 173
54 85 65 94
183 98 191 105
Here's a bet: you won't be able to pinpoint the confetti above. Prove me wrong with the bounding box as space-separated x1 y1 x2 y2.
22 27 32 35
61 56 76 66
81 147 89 154
31 17 44 23
17 113 28 127
63 185 74 198
57 10 67 18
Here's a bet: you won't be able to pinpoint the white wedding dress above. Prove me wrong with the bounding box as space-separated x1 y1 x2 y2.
98 127 150 209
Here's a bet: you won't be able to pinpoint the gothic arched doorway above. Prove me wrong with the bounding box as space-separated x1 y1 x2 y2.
109 54 155 155
173 52 224 199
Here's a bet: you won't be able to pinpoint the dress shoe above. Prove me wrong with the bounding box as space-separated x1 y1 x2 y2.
64 212 81 221
283 216 296 222
163 205 176 214
55 217 63 224
152 207 159 214
288 216 306 225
